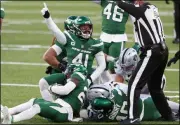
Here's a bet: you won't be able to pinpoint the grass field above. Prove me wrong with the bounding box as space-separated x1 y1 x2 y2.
1 1 179 124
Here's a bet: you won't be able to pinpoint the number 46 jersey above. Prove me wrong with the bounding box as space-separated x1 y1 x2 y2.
101 0 129 34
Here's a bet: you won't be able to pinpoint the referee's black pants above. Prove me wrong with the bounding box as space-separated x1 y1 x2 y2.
174 2 180 39
127 45 173 120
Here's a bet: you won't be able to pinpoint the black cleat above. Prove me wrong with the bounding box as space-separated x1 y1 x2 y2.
172 38 180 44
120 118 140 124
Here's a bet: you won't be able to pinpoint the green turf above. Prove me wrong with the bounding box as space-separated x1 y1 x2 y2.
1 1 179 124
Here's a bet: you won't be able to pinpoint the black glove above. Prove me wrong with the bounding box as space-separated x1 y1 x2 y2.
58 63 67 72
43 10 50 18
45 66 53 74
167 57 178 67
41 3 50 19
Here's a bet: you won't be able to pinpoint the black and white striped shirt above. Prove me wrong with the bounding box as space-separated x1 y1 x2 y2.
117 1 165 47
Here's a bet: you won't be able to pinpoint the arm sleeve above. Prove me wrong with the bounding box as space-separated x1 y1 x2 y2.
44 17 67 45
51 44 62 55
91 51 106 82
51 81 76 95
117 1 145 19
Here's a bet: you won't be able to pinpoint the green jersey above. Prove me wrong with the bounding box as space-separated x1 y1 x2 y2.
90 88 161 121
44 71 88 115
61 72 88 115
63 31 104 74
101 0 129 34
0 8 5 19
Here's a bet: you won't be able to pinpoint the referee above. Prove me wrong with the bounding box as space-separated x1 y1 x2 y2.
117 0 177 124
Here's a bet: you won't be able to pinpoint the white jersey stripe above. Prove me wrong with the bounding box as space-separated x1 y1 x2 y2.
129 50 152 119
139 18 156 44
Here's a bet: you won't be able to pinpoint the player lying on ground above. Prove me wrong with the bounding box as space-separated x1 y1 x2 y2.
1 64 88 124
99 48 167 94
80 83 179 122
41 3 106 86
44 16 77 74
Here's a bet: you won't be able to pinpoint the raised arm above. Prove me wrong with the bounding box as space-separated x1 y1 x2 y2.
41 3 67 45
116 1 145 19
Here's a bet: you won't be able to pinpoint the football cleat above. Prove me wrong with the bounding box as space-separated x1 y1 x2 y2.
2 106 12 124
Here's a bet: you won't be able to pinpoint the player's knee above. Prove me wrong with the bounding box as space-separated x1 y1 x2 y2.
31 104 41 114
39 78 49 91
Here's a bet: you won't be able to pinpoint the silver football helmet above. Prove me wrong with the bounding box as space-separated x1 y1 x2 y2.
86 84 111 101
118 48 139 76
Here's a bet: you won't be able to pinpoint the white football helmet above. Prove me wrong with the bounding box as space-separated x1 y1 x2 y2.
86 84 112 101
115 48 139 81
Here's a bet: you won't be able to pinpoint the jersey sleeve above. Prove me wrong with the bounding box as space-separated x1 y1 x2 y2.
100 0 108 7
93 39 104 54
1 8 5 19
70 72 86 86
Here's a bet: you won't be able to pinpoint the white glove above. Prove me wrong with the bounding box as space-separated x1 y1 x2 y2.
41 3 50 19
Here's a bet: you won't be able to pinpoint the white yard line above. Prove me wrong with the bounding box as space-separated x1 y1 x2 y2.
1 44 178 54
3 9 173 16
1 83 179 98
1 2 174 9
0 61 179 72
1 61 48 66
1 48 29 51
1 30 176 39
2 19 173 27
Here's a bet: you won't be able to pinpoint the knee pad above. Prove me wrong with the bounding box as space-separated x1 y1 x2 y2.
39 78 49 91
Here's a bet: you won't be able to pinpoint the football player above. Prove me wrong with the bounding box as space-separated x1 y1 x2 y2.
97 48 166 94
0 8 5 30
93 0 128 74
92 0 141 83
80 83 179 122
1 64 88 124
44 16 77 74
41 3 106 86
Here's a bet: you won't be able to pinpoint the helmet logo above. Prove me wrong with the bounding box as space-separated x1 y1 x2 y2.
78 18 82 21
85 21 91 24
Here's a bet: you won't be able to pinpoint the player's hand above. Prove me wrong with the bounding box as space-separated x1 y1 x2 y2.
167 57 178 67
45 66 53 74
58 62 67 72
41 3 50 18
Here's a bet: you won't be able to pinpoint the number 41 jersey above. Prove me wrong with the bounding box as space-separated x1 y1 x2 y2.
101 0 129 34
63 31 104 74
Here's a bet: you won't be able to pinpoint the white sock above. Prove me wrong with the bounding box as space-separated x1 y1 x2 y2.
39 78 54 101
9 98 35 115
13 104 40 123
168 100 179 113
